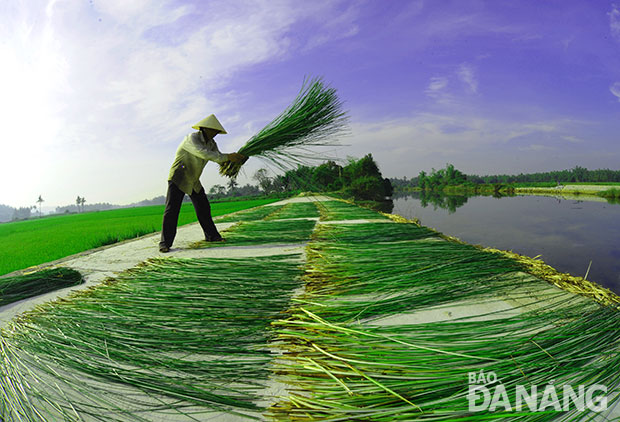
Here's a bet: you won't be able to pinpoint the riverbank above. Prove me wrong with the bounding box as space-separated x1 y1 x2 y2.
396 183 619 203
514 184 611 198
0 196 618 420
393 193 620 292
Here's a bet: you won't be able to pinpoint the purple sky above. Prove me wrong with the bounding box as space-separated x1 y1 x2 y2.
1 0 620 208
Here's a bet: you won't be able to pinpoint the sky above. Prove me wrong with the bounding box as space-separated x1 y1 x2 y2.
1 0 620 209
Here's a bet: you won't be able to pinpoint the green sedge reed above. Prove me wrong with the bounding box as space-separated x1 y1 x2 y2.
219 77 348 178
0 267 83 306
0 255 304 421
268 206 620 421
2 197 618 421
215 203 287 223
190 219 317 249
316 200 391 221
264 202 321 220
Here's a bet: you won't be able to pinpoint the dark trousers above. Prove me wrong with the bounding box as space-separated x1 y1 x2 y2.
160 181 221 248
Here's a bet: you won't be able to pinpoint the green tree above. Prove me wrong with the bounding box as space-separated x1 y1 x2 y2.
272 175 287 192
418 170 428 190
341 154 391 201
283 166 315 191
572 166 587 182
226 179 238 195
312 161 343 190
253 169 273 193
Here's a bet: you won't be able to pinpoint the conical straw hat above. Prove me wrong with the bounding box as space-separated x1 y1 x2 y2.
191 114 227 134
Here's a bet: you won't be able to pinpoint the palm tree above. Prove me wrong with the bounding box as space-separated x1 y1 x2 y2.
36 195 44 217
76 196 82 213
80 197 86 212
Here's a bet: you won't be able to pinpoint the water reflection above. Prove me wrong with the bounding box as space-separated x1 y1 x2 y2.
397 191 469 213
393 190 520 213
363 199 394 214
392 193 620 294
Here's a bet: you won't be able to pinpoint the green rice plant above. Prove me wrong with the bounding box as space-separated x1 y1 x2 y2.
219 77 348 178
317 200 390 221
264 202 320 220
269 216 620 421
191 219 317 248
0 255 304 420
0 198 279 276
95 227 160 247
215 203 287 223
0 267 83 306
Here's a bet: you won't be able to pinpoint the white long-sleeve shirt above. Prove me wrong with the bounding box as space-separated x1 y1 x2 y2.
168 131 230 195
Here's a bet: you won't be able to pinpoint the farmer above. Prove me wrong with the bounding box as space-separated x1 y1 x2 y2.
159 114 246 252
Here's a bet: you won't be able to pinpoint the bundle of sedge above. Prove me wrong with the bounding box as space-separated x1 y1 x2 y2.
219 77 348 178
0 267 83 306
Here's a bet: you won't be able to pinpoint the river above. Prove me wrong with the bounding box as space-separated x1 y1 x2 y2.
392 193 620 295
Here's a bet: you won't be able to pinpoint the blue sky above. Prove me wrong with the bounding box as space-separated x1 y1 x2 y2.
1 0 619 208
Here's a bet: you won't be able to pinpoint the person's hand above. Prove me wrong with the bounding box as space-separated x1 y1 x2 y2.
228 153 247 164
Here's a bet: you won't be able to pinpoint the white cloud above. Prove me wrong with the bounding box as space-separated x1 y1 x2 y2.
610 82 620 101
426 64 478 105
610 4 620 42
301 3 360 50
425 77 454 105
426 77 449 96
520 122 557 133
56 1 302 146
518 144 554 152
457 63 478 93
562 135 582 143
343 113 591 178
0 0 360 207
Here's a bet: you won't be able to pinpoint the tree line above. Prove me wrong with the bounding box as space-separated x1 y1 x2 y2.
2 154 392 222
1 195 47 221
466 166 620 184
242 154 393 202
391 164 620 192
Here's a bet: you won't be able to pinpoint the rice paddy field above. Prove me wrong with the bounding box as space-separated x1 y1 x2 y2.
0 196 619 421
0 198 279 276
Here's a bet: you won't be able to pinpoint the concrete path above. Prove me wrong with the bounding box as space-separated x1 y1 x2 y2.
0 196 329 421
0 197 331 327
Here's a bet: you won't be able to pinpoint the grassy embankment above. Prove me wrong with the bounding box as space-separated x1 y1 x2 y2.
0 198 278 276
597 187 620 199
513 183 620 201
510 181 620 187
402 182 620 198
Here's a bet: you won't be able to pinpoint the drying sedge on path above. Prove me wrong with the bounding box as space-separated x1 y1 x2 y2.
159 114 246 252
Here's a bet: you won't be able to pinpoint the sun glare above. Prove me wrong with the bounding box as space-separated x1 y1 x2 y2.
0 28 65 206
